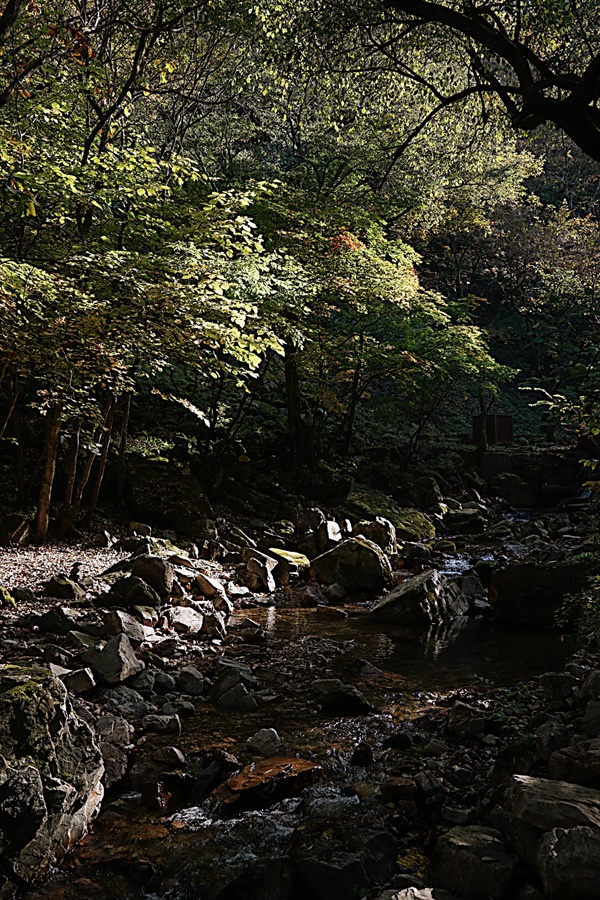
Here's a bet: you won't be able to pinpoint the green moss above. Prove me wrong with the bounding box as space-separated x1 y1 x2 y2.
0 586 15 608
342 484 435 540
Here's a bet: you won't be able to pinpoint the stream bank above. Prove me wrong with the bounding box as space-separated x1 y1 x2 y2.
0 489 598 899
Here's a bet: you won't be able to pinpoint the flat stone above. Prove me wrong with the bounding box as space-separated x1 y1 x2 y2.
507 774 600 830
212 757 323 810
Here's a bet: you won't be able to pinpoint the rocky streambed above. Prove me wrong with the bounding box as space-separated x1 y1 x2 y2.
0 494 599 899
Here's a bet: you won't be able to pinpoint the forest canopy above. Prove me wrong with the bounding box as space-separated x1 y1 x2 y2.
0 0 599 538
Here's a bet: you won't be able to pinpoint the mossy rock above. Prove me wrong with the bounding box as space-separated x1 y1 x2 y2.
0 586 15 608
341 484 435 541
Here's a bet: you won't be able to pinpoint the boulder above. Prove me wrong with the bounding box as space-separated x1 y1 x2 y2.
212 757 323 812
536 826 600 899
104 575 161 609
103 609 146 645
43 575 85 601
247 728 281 757
370 569 469 627
314 679 376 715
178 665 204 696
429 826 517 899
409 476 443 509
448 701 489 737
507 775 600 830
310 537 392 592
130 554 174 598
549 738 600 786
489 560 593 627
167 606 204 635
355 517 397 555
343 484 435 541
443 509 486 535
0 666 104 889
90 634 144 684
268 548 311 585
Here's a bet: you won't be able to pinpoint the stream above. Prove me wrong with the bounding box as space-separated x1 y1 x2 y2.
27 599 572 900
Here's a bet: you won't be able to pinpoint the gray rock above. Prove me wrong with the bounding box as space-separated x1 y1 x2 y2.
315 680 375 716
549 738 600 786
152 746 185 767
535 720 570 760
61 668 96 694
536 826 600 899
95 715 134 747
507 774 600 830
247 727 281 756
103 609 146 646
105 575 160 608
246 551 278 592
218 683 258 711
310 537 392 592
429 825 517 899
448 701 488 737
178 665 204 696
44 575 85 600
167 606 204 634
154 670 177 694
91 634 144 684
0 666 103 888
316 519 343 554
141 714 181 734
130 554 174 598
583 700 600 735
355 516 397 555
99 742 128 788
371 569 468 626
33 605 80 636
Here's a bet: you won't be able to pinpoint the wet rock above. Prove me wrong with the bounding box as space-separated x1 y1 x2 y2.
0 666 104 889
381 890 457 900
370 569 469 627
177 665 204 696
292 820 397 900
218 683 258 711
443 509 486 535
429 826 517 899
549 738 600 786
247 727 281 756
314 678 376 715
507 774 600 830
536 826 600 899
380 777 418 802
310 537 392 592
90 634 145 684
44 575 86 600
142 714 181 734
212 757 322 810
448 701 489 737
105 575 161 609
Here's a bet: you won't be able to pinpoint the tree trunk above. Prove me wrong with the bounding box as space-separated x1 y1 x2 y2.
85 396 115 525
117 390 131 496
32 403 62 543
284 341 304 463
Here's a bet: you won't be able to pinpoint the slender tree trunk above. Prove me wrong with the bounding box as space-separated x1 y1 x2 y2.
85 396 115 525
57 417 83 537
0 374 18 440
284 341 304 463
342 342 363 455
32 403 62 543
117 390 131 496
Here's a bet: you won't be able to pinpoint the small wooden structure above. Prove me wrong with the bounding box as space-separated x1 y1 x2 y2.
472 414 513 445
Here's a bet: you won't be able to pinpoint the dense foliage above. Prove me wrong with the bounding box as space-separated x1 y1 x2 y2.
0 0 598 536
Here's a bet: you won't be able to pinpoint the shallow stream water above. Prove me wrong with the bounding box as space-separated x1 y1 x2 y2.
27 603 572 900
